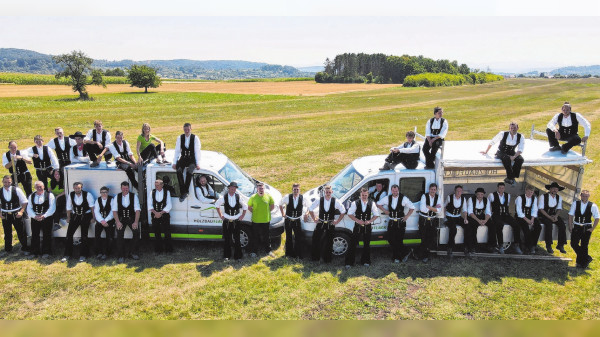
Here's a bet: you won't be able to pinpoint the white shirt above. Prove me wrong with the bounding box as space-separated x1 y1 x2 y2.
515 195 538 219
69 145 90 163
24 146 60 170
377 195 415 215
195 185 216 204
468 197 492 217
425 117 449 138
368 186 388 202
1 186 28 212
569 201 600 224
85 129 112 145
391 141 420 154
66 191 95 213
445 194 468 217
309 197 346 214
538 193 563 211
2 151 29 168
419 193 442 215
26 192 56 218
108 140 134 160
215 193 248 220
547 112 591 137
173 134 201 166
47 137 77 152
279 194 308 218
489 132 525 153
488 192 511 206
94 197 115 222
347 200 380 217
148 189 172 213
110 193 141 213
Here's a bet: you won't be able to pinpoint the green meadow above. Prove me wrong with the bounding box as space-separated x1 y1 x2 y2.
0 78 599 319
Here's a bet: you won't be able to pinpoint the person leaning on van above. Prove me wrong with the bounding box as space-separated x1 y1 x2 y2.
248 182 276 258
215 182 247 261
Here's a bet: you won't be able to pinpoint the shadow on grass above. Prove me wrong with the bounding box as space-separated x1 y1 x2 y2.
120 91 159 95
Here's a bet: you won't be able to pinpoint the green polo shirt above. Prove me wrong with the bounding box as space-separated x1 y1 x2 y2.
137 134 158 153
248 193 275 223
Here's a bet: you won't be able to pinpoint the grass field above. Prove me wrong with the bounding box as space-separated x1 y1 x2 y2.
0 78 599 319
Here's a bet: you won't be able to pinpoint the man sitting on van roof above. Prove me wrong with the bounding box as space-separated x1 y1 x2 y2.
380 131 420 170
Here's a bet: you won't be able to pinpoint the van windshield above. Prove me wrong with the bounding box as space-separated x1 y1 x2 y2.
218 160 256 197
329 164 363 199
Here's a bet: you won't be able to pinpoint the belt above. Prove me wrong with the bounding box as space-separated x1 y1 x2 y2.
574 223 592 227
287 216 302 221
1 209 21 214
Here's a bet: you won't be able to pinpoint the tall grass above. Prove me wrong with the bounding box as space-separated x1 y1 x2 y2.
0 72 129 85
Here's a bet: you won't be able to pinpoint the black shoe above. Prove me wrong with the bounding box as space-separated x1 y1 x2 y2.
561 149 568 155
587 256 593 264
549 146 561 152
447 247 453 259
546 245 554 254
503 177 512 184
90 162 99 168
557 245 566 254
422 257 429 263
464 248 471 258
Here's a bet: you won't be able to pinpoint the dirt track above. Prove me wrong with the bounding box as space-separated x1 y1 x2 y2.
0 81 401 98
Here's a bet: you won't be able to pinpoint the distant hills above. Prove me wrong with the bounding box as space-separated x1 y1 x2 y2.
498 65 600 77
0 48 315 80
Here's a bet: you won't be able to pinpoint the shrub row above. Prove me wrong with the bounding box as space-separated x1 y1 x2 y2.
402 72 503 87
0 72 129 85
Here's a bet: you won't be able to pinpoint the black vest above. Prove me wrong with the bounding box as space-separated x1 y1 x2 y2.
446 194 465 216
223 193 241 216
285 194 304 218
32 146 52 169
388 194 406 219
0 187 20 211
92 129 109 147
518 195 536 218
70 191 90 215
97 196 113 219
113 140 132 162
117 192 136 219
429 117 445 136
198 185 216 200
71 145 88 158
32 191 50 215
491 192 510 216
574 200 594 224
542 194 559 216
318 197 337 222
558 113 579 136
354 199 373 223
498 132 522 156
53 137 72 164
370 190 385 202
152 189 167 212
472 198 488 220
5 151 28 175
179 134 196 162
421 194 439 217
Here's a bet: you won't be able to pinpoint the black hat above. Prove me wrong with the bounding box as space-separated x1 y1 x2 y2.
228 182 238 188
69 131 85 139
475 187 486 194
545 182 565 191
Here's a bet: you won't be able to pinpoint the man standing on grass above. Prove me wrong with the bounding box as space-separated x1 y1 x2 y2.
216 182 247 261
481 122 524 186
546 102 591 154
94 186 114 260
172 123 201 202
569 189 598 269
279 183 308 259
345 187 380 268
309 185 346 263
27 181 55 258
112 181 141 263
248 182 275 258
0 175 29 256
63 181 95 262
417 183 441 262
48 127 76 170
25 135 59 191
84 120 112 167
3 141 33 196
149 179 173 254
377 184 415 263
423 107 448 169
538 182 567 254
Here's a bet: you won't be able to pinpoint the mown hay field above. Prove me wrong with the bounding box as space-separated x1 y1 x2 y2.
0 78 599 319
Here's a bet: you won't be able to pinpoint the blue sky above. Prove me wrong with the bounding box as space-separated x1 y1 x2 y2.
2 1 599 72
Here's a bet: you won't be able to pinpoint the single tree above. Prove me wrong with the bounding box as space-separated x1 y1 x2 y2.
128 65 162 93
52 50 105 100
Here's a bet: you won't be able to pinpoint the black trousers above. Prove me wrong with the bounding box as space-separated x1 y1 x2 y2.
516 217 542 248
496 151 524 180
84 143 112 162
345 223 372 266
1 212 28 252
53 195 66 225
466 218 497 249
490 213 517 246
94 220 115 255
540 214 567 246
250 222 271 254
152 213 172 252
35 167 53 191
383 153 419 170
546 128 582 152
387 220 407 260
311 222 335 262
65 213 91 258
418 217 438 258
222 219 242 260
116 218 140 258
30 217 52 255
571 225 592 266
116 162 138 189
140 143 165 162
176 158 195 196
423 138 443 168
444 216 462 249
12 172 32 196
284 218 303 258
